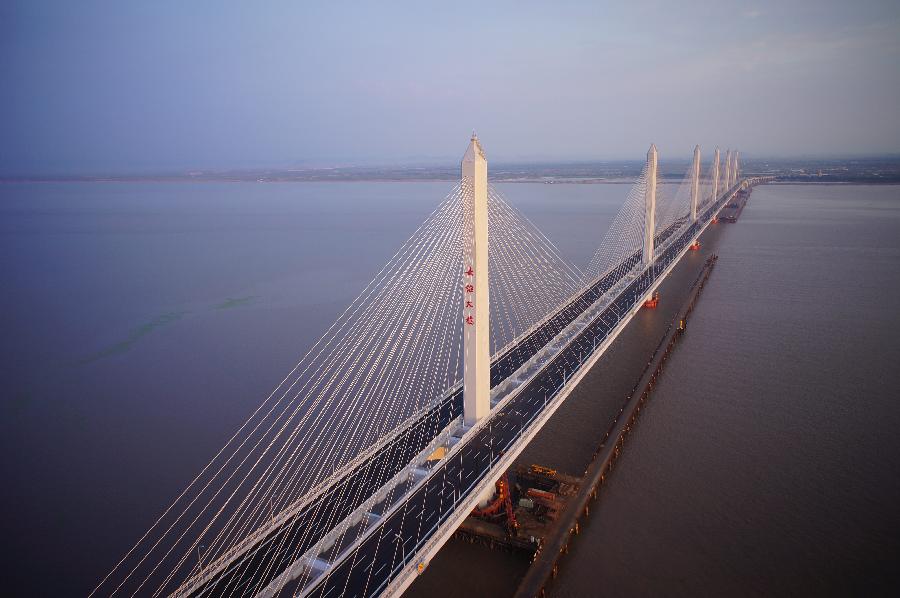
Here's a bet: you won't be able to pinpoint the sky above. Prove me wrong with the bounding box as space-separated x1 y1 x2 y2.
1 0 899 174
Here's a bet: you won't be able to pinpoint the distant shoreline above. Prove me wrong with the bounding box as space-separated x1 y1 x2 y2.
3 157 900 186
0 177 637 184
3 177 899 185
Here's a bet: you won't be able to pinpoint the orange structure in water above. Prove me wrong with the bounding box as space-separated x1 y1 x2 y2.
643 291 660 308
471 472 518 533
689 240 701 251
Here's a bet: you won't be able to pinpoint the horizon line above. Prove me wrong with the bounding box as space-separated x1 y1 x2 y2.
3 152 900 180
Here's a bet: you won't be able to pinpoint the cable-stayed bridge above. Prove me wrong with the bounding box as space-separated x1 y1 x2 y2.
95 138 760 598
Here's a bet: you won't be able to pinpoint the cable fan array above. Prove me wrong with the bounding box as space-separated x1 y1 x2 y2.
698 157 720 210
584 161 649 282
653 165 694 241
94 181 590 597
94 185 469 596
486 184 584 356
95 150 728 597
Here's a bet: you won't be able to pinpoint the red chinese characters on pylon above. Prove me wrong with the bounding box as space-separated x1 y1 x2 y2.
464 266 475 325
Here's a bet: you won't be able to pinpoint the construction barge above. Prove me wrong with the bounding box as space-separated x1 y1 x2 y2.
452 253 721 597
452 465 581 554
718 185 753 223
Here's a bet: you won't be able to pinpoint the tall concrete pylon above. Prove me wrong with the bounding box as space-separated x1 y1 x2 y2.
734 151 740 185
733 150 738 188
712 147 721 201
462 134 490 426
642 144 658 266
690 144 701 222
723 149 733 191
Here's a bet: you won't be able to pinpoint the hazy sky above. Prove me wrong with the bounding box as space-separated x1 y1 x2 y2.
2 0 899 173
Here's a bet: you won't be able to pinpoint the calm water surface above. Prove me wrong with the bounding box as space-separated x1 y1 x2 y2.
2 182 898 595
542 184 900 597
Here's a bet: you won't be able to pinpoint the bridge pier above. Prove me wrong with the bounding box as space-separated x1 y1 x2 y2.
462 134 491 427
642 144 658 266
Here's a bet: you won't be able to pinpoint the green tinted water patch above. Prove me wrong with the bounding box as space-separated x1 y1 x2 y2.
214 296 256 310
5 391 32 417
81 311 188 364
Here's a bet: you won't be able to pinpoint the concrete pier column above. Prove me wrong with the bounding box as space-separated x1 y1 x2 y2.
462 134 490 426
690 145 701 222
642 144 658 266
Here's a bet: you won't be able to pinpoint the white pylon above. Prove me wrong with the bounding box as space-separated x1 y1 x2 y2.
690 144 701 222
724 149 733 192
462 133 490 426
712 147 721 201
642 144 658 266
